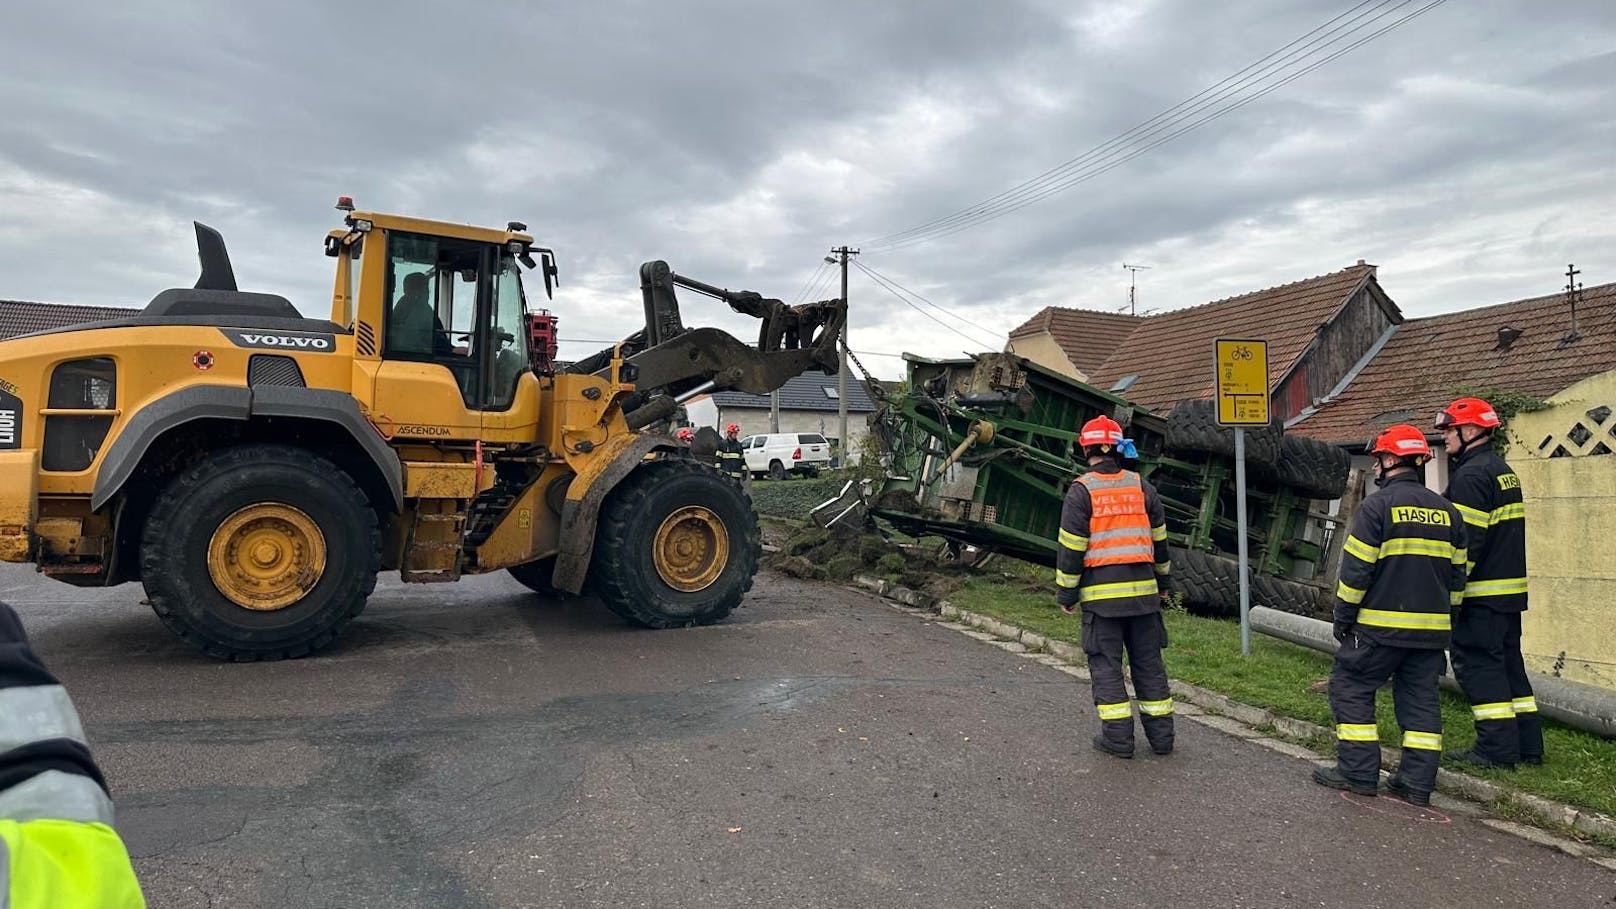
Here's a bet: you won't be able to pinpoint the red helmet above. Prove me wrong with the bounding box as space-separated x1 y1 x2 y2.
1079 415 1124 449
726 422 740 435
675 427 695 442
1371 424 1431 459
1435 397 1500 430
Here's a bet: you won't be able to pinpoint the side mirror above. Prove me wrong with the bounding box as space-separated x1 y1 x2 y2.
528 247 560 299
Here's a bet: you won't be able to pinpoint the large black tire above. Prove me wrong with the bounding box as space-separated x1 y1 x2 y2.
1275 434 1351 500
508 557 566 599
1252 572 1330 619
1164 398 1280 467
589 458 761 628
1169 547 1240 617
140 445 380 661
1170 546 1329 619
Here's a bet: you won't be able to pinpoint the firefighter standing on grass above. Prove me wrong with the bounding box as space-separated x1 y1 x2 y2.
717 423 749 483
1437 396 1542 770
1056 416 1175 759
1312 425 1467 806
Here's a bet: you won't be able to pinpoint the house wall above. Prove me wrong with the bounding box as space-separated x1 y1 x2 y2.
718 405 873 462
1275 283 1397 422
1506 370 1616 689
1005 333 1087 382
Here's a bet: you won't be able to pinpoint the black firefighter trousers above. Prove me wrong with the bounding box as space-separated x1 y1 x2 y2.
1329 636 1444 795
1082 611 1174 752
1451 607 1542 764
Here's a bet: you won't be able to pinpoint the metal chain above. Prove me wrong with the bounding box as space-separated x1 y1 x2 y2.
844 344 879 386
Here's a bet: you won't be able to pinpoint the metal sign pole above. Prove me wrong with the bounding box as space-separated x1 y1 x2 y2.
1235 428 1251 657
1214 336 1266 659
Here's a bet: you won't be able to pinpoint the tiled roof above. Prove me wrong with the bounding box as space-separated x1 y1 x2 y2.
1007 306 1142 375
1085 264 1382 411
710 372 878 413
0 300 135 339
1291 281 1616 445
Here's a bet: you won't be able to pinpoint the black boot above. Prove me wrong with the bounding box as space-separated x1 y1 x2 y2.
1149 740 1173 756
1092 734 1133 759
1385 774 1431 806
1448 748 1515 772
1520 754 1544 766
1312 765 1376 796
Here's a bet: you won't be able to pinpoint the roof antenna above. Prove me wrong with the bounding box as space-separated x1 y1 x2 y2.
1122 263 1152 316
1563 263 1583 344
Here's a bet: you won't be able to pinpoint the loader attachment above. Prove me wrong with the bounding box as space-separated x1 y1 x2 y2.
567 260 846 424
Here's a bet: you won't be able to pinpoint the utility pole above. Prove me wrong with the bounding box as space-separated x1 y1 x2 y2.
828 245 859 464
1123 263 1151 316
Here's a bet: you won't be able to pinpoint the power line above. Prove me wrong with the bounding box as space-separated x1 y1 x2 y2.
865 0 1447 251
865 0 1395 248
858 261 1004 337
806 262 841 302
879 2 1446 251
853 260 999 349
868 0 1416 250
790 259 831 305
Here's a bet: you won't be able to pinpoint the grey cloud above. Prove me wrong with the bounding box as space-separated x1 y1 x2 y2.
1 0 1612 378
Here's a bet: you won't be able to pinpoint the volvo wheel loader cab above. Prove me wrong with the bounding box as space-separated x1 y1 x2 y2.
0 201 845 660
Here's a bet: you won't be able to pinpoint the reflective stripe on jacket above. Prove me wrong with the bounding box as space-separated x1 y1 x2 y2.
716 439 748 476
1445 447 1528 612
1055 463 1170 616
1333 474 1467 649
1 603 145 908
1077 472 1155 567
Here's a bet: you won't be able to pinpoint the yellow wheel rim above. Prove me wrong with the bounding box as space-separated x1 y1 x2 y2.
651 505 730 593
207 504 327 611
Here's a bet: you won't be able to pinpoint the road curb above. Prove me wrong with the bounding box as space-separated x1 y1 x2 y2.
848 574 1616 866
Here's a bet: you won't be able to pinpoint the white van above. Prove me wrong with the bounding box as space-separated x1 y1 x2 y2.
739 433 832 479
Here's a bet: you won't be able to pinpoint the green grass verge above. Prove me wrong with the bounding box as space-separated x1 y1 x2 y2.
948 572 1616 820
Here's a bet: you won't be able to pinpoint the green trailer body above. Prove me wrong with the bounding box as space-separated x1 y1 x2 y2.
859 351 1352 617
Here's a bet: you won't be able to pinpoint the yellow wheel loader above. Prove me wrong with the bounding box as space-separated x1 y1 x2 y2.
0 201 844 660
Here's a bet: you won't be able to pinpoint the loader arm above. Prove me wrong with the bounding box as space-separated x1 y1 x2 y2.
566 260 846 426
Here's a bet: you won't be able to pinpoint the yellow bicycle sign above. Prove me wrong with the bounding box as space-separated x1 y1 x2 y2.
1214 338 1269 426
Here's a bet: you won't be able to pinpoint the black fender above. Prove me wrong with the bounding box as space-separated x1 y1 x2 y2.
91 385 403 513
551 435 680 594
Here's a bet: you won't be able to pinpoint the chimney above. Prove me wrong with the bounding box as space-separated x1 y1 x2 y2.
1497 325 1522 351
1355 258 1377 276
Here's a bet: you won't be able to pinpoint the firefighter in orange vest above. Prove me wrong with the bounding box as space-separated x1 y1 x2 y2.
1057 415 1174 758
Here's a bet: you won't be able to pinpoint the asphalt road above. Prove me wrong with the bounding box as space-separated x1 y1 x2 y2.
4 563 1611 908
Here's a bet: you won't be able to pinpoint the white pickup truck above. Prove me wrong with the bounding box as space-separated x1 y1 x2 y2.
739 432 832 479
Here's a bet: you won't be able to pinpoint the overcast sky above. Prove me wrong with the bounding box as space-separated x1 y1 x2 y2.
2 0 1612 377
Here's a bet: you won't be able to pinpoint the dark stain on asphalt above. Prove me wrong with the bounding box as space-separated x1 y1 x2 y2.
108 675 848 905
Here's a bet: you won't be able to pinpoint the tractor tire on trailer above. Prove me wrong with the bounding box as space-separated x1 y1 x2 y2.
1164 398 1280 468
1252 571 1330 619
1168 546 1240 617
589 458 760 628
139 445 381 661
508 556 567 599
1275 434 1352 501
1169 546 1329 619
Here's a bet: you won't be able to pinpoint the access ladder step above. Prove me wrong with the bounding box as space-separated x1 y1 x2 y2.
401 569 461 583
